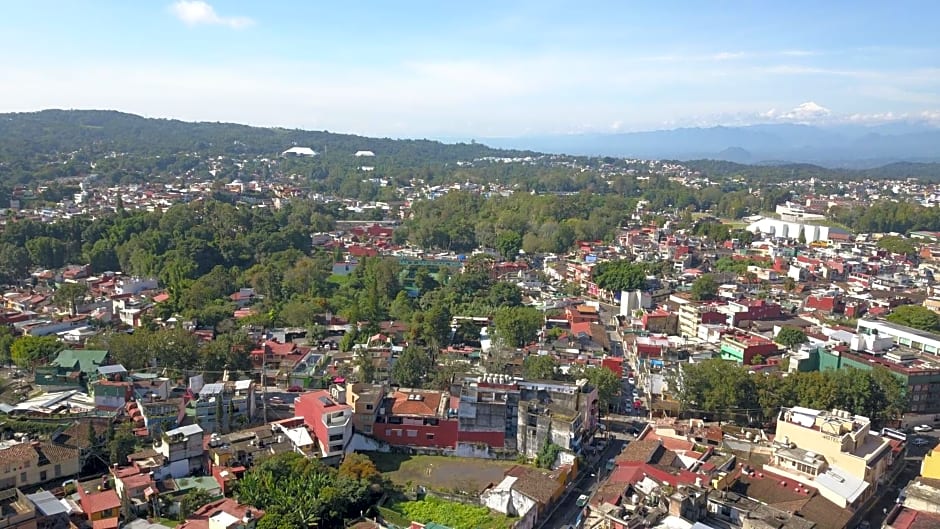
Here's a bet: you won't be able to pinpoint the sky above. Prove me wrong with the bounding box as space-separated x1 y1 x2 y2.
1 1 938 138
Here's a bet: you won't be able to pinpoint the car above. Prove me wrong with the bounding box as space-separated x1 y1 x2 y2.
268 396 284 405
913 438 930 446
634 400 643 408
627 377 636 385
287 385 304 392
576 494 589 508
914 425 934 432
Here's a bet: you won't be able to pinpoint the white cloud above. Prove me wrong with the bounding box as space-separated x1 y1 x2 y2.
169 1 254 29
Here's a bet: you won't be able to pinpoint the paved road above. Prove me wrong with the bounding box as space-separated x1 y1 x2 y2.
537 439 625 529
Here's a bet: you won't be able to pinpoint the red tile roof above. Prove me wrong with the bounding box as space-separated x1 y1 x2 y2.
81 489 120 515
389 390 444 417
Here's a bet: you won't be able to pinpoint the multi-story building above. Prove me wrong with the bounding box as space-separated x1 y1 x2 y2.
189 380 256 433
372 389 458 450
136 397 186 437
677 303 725 339
295 390 353 461
770 407 893 509
724 299 782 326
516 378 598 458
154 424 205 478
719 331 780 365
457 374 519 451
331 382 384 436
856 319 940 354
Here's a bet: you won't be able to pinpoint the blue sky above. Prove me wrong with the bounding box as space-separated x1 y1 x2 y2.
1 1 938 137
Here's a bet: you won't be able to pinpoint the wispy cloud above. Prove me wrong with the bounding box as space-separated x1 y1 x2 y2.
169 1 254 29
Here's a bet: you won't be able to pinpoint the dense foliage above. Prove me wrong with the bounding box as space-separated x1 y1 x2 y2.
236 452 380 529
394 496 513 529
675 359 906 425
886 305 940 333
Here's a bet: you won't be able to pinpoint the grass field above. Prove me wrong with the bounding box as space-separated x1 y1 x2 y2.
366 452 517 494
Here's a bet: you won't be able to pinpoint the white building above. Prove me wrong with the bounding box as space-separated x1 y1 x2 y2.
746 218 831 244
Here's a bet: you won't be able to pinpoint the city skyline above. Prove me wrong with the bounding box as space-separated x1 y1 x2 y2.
1 0 938 138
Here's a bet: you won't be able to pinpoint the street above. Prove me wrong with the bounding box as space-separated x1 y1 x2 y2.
536 438 626 529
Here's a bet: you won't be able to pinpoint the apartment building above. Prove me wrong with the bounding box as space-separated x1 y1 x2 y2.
516 379 598 458
771 407 892 509
295 390 353 461
154 425 205 478
331 382 384 435
719 332 780 365
189 380 256 433
372 389 458 449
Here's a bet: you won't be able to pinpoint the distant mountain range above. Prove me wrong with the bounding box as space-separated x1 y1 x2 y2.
477 122 940 168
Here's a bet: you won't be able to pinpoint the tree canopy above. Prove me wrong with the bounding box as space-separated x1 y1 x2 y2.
887 305 940 333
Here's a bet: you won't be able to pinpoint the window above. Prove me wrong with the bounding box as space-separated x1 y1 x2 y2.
426 433 435 440
363 425 373 434
54 465 61 477
19 472 26 484
366 404 373 410
407 430 417 438
40 471 47 482
329 434 344 442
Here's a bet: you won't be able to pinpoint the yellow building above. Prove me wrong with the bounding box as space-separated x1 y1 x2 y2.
770 407 892 509
921 445 940 480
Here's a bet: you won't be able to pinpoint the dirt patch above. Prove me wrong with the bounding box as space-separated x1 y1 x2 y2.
367 452 517 494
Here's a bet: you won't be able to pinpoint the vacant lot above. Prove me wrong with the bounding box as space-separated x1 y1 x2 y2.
366 452 517 494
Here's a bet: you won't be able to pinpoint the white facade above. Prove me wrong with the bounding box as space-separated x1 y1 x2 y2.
747 218 831 244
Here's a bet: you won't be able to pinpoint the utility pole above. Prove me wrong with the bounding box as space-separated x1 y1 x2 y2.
261 347 267 425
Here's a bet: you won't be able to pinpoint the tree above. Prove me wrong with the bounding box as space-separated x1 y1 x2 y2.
10 335 62 368
536 440 562 469
0 327 14 367
887 305 940 333
354 348 375 384
391 346 431 388
573 365 620 411
109 425 137 467
338 453 380 482
782 276 796 292
0 243 30 284
592 261 647 292
674 359 758 422
494 231 523 261
523 355 558 380
877 236 916 256
492 306 543 348
689 275 718 301
775 327 808 349
179 489 213 521
53 282 89 316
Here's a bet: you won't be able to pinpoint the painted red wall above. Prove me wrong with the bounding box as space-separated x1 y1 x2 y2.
373 419 459 449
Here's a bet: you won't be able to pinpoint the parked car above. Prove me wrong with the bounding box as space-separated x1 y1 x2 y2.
268 396 284 405
913 438 930 446
576 494 589 508
287 385 304 392
914 425 933 432
627 377 636 385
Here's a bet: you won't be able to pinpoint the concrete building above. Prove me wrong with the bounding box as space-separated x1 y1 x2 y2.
154 424 205 478
678 303 726 339
746 218 832 244
0 488 37 529
856 319 940 354
295 390 353 461
331 382 384 436
372 389 458 450
719 332 780 365
771 407 892 509
515 379 598 458
457 374 519 451
189 380 256 433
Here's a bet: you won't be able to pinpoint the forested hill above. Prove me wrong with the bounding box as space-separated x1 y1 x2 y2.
0 109 531 176
681 159 940 182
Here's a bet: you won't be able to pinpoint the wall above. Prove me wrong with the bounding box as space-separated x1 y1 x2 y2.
373 420 458 449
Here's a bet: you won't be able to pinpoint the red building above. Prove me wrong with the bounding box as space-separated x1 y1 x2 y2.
601 357 624 378
727 299 782 326
565 304 601 326
294 390 353 460
372 389 459 449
